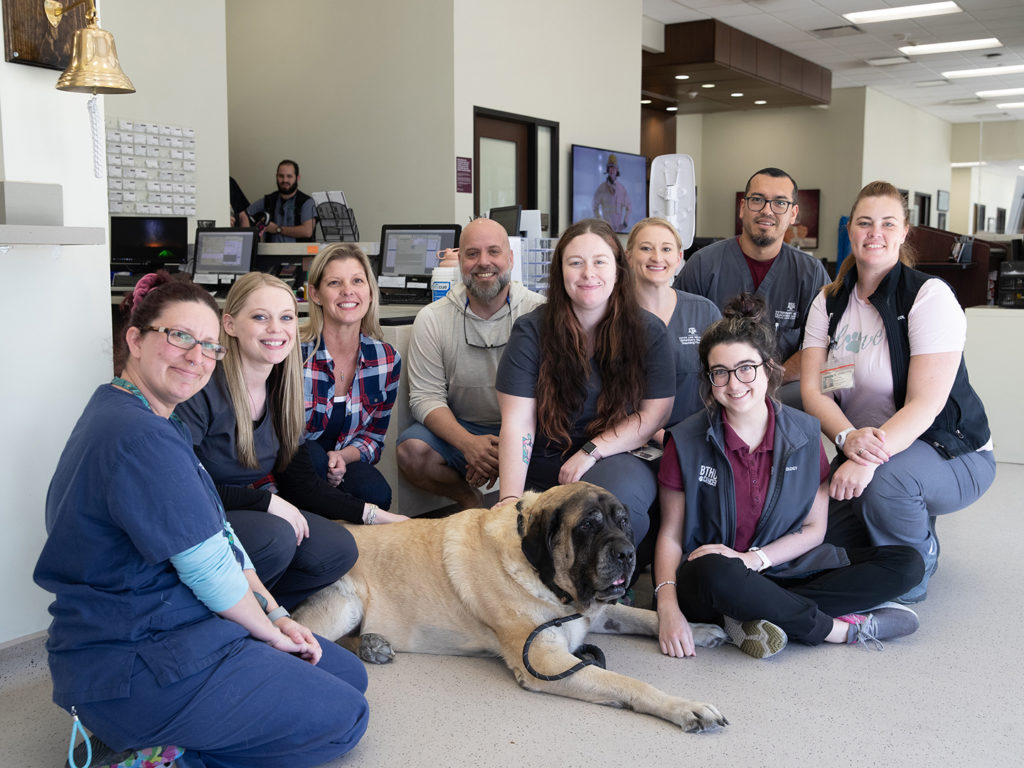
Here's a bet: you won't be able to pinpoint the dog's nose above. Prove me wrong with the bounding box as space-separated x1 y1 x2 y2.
611 544 635 564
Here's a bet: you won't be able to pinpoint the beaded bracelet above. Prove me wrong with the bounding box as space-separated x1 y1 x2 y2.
653 580 677 597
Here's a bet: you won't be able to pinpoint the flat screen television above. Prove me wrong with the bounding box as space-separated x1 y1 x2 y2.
193 227 258 279
570 144 647 234
109 215 189 270
488 205 522 237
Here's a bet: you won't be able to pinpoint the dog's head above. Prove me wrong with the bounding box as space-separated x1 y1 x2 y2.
516 482 635 607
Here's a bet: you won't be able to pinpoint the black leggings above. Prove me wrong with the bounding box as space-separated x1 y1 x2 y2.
674 546 924 645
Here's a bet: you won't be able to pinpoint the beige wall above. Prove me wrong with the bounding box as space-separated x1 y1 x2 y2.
226 0 455 242
452 0 641 229
689 87 867 263
862 88 952 230
102 0 231 227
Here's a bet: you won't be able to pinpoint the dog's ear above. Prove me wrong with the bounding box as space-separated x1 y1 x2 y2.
520 502 561 574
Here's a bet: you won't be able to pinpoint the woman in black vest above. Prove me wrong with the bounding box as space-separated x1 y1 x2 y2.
654 295 923 660
802 181 996 604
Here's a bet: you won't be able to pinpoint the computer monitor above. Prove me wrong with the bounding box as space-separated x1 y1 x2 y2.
488 205 522 237
377 224 462 280
110 215 189 270
193 227 258 279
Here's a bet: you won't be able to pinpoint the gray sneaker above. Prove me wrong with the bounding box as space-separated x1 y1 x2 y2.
722 616 788 659
897 530 939 605
842 602 920 650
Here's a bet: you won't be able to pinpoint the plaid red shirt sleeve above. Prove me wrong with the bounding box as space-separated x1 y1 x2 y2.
301 335 402 465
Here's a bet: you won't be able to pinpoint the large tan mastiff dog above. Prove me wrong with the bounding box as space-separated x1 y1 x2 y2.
293 482 728 732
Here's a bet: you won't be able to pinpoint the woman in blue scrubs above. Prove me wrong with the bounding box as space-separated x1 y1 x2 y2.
35 272 368 768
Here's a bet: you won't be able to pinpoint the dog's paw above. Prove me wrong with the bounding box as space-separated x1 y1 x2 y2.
675 701 729 734
358 632 396 664
691 623 729 648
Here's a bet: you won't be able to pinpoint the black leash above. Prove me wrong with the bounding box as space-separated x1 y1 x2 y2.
521 613 607 681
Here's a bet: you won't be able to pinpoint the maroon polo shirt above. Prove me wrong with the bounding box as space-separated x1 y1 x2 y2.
658 401 830 553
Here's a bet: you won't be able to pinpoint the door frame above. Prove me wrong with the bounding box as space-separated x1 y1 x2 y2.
474 107 559 235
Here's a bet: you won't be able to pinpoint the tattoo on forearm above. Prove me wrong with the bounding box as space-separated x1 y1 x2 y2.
521 433 533 465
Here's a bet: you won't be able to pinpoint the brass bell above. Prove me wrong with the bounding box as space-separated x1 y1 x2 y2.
56 17 135 94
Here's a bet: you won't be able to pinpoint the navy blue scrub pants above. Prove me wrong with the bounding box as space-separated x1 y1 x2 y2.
77 636 369 768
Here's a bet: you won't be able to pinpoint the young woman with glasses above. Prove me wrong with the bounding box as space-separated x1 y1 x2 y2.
652 293 924 661
495 218 674 546
34 271 368 767
802 181 995 604
178 272 368 615
300 243 408 523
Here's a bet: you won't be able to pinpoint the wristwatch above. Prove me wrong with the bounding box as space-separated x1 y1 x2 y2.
581 441 602 460
835 427 854 449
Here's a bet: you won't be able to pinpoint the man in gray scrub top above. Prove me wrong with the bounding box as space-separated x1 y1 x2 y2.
676 167 828 408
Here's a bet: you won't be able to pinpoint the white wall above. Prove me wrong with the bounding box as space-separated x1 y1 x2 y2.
452 0 642 229
102 0 231 227
862 88 952 229
0 0 229 645
0 17 111 642
226 0 456 242
691 87 867 264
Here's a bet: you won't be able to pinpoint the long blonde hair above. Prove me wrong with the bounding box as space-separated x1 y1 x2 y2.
221 272 304 471
826 181 918 297
301 243 383 355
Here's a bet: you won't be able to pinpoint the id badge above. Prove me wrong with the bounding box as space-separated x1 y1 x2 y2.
820 361 855 393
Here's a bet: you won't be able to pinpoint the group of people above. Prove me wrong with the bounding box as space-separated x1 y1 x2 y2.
34 167 995 767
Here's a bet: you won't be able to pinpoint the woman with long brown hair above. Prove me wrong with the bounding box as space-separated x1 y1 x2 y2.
496 218 674 544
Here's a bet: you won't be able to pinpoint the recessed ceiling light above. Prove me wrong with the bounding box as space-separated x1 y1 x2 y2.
951 161 987 168
640 99 652 104
674 74 690 80
943 64 1024 79
844 2 960 25
701 83 715 89
866 56 911 66
996 102 1024 109
666 106 679 112
915 79 950 87
899 38 1002 56
731 92 743 98
754 100 767 105
977 87 1024 98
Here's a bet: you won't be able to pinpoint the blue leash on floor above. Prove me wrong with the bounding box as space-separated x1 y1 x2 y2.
67 707 92 768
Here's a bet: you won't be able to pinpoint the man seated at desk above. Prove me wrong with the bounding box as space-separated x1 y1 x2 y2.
239 159 315 242
396 218 545 509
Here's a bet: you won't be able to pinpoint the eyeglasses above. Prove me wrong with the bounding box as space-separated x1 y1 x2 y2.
744 195 795 215
709 362 765 387
144 326 226 360
464 306 512 350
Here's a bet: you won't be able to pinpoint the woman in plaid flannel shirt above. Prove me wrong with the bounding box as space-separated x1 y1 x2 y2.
300 244 409 525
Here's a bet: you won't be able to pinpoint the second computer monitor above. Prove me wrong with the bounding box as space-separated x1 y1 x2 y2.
378 224 462 280
488 205 522 238
193 227 258 279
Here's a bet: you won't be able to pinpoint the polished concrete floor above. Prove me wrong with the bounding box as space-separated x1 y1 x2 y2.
3 463 1020 768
